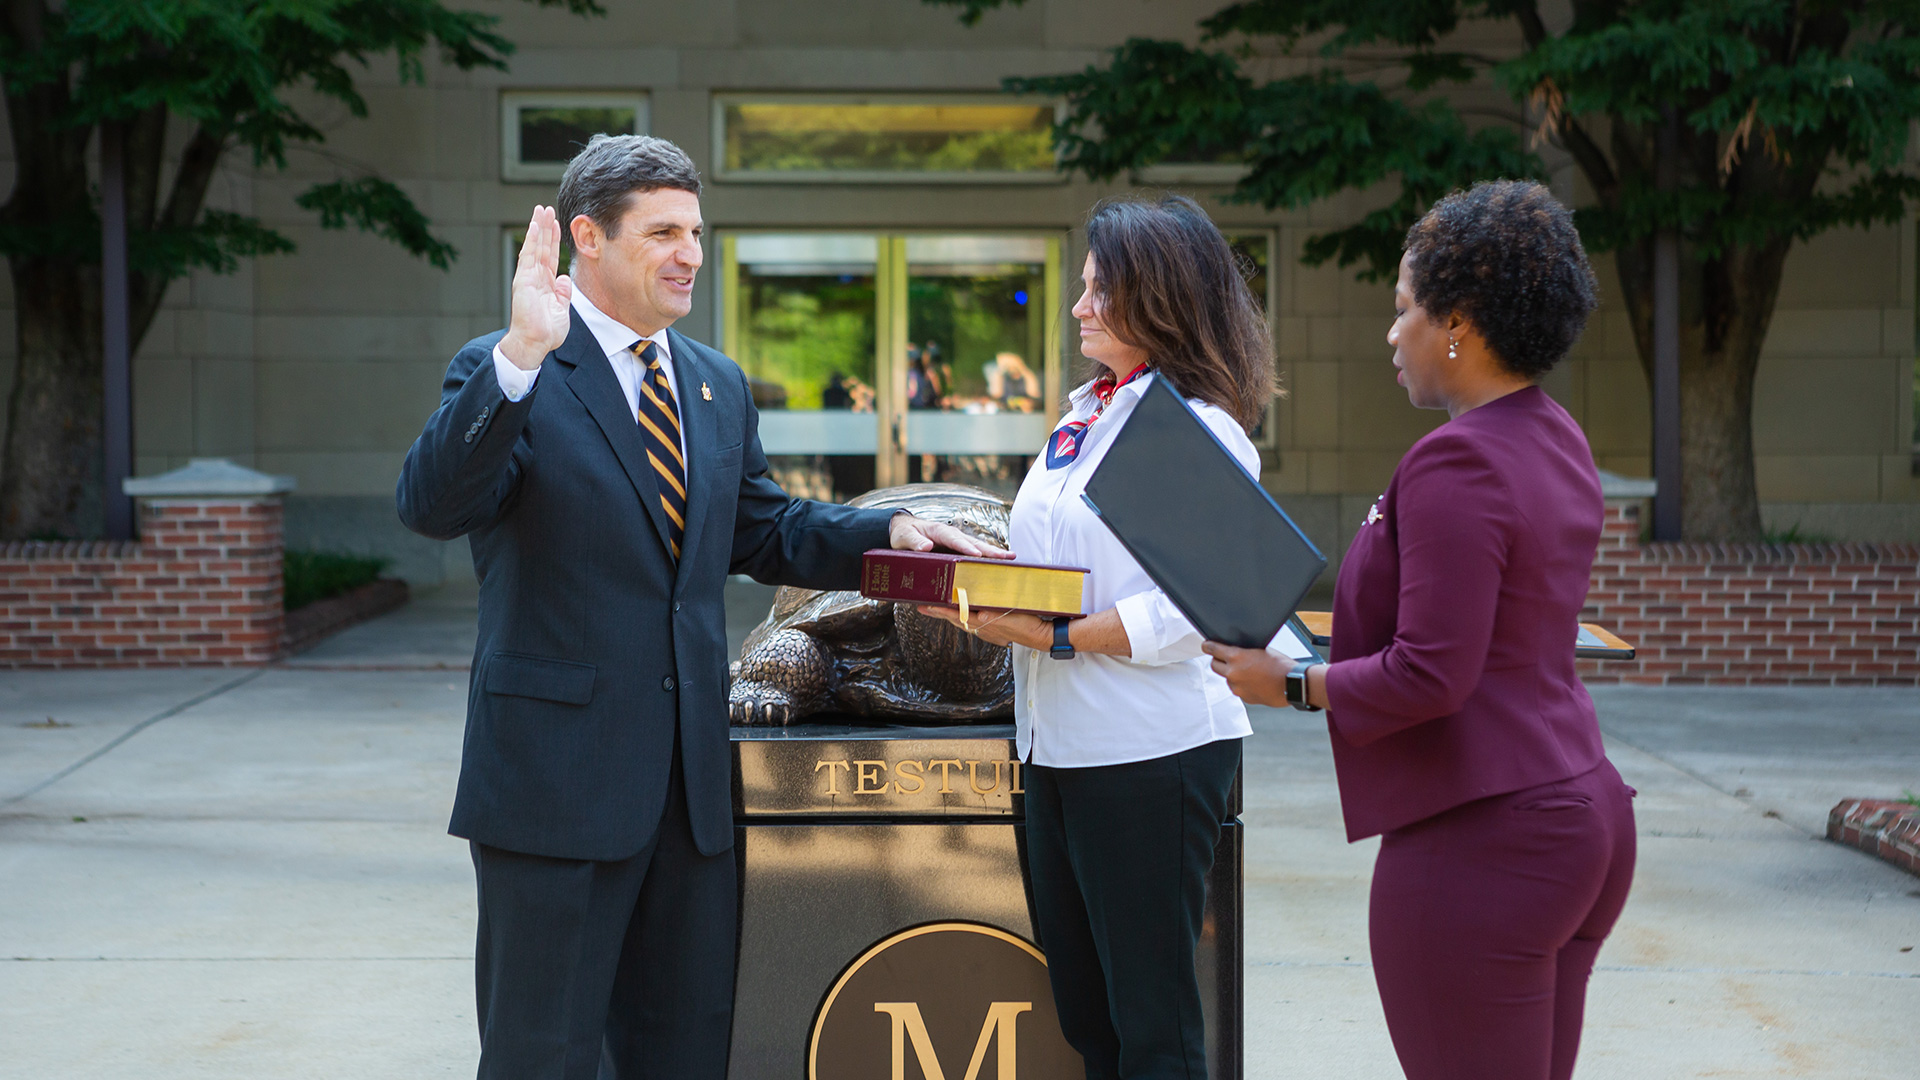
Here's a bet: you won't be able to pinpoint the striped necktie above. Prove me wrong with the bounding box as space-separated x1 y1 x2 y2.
631 340 686 559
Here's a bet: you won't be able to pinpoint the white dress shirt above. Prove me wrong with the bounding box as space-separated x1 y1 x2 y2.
1009 371 1258 767
492 288 686 461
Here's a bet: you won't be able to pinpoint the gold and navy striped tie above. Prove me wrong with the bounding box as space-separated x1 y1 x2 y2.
631 340 686 559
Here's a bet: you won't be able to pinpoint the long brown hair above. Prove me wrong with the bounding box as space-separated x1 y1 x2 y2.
1082 194 1275 431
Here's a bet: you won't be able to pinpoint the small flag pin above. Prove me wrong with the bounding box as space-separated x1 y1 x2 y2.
701 382 712 401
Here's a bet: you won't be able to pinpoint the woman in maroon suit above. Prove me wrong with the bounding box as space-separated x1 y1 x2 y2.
1205 180 1636 1080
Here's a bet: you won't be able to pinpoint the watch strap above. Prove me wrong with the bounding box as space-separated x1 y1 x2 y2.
1049 616 1075 660
1286 662 1322 712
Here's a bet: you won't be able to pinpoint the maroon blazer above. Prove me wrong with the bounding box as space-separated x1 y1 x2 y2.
1323 387 1607 841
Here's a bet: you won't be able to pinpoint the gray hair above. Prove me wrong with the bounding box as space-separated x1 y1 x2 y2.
555 134 702 255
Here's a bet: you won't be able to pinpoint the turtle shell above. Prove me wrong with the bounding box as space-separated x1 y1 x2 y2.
732 483 1018 723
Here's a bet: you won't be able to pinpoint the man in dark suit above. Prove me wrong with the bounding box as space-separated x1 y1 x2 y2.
397 135 997 1080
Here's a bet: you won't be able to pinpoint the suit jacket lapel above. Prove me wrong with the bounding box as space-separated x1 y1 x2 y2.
562 313 676 559
668 329 714 581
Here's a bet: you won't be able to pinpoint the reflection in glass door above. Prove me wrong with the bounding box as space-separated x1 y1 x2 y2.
722 232 1062 503
722 234 879 501
903 236 1059 499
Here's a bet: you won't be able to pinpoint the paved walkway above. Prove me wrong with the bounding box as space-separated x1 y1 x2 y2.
1 586 1915 1078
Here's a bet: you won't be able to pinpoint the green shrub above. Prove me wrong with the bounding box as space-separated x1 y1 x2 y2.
1762 522 1836 545
282 549 390 612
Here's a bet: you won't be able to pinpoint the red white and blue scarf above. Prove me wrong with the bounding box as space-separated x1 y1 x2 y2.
1043 363 1150 469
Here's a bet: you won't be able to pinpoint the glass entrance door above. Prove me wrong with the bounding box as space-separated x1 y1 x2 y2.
722 231 1062 502
902 235 1059 499
723 234 880 501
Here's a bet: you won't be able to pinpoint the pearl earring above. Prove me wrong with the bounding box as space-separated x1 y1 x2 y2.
1447 338 1457 361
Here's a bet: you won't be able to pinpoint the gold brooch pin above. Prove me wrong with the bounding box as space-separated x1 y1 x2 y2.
701 382 712 401
1365 501 1384 526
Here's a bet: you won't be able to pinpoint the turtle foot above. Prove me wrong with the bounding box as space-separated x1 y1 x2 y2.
728 680 803 726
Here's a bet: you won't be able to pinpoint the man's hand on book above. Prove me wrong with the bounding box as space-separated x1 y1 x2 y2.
917 605 1048 650
888 514 1012 558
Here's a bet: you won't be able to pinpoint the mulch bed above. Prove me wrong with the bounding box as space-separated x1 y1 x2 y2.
281 578 410 657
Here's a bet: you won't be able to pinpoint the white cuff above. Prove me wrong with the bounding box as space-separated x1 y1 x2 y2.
1113 588 1207 667
492 345 541 402
1114 592 1162 666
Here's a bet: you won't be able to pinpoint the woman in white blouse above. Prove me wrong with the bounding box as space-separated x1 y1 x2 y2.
921 194 1273 1079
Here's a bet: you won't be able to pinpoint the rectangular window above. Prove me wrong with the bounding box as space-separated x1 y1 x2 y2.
714 96 1062 183
502 92 648 182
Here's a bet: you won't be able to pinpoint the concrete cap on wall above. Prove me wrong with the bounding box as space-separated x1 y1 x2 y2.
122 458 297 497
1596 469 1657 499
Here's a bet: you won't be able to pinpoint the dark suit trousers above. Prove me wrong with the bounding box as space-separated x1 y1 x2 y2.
470 734 736 1080
1024 737 1241 1080
1369 758 1637 1080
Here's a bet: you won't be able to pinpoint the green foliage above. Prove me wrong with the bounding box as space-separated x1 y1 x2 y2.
943 0 1920 280
741 279 878 409
137 211 300 274
0 0 604 282
282 548 391 612
297 178 457 269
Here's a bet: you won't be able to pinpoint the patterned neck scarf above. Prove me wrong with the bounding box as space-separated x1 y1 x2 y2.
1043 363 1150 469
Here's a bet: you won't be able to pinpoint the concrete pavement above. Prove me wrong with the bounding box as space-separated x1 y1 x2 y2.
2 585 1915 1078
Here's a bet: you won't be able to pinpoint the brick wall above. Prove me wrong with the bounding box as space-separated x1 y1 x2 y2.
0 498 285 668
1580 502 1920 686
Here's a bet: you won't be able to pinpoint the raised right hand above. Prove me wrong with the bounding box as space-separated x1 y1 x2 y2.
500 205 573 370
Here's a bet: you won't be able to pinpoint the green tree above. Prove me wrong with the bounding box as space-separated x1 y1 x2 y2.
932 0 1920 541
0 0 599 539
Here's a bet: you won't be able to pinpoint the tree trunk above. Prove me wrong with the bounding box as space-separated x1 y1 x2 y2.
1611 233 1789 542
0 257 105 539
0 99 218 538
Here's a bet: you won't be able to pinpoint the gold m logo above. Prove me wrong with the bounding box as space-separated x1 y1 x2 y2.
808 924 1076 1079
873 1001 1032 1080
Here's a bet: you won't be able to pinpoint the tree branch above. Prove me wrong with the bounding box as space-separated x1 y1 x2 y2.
1555 114 1619 202
1504 1 1618 202
124 105 168 234
1510 0 1548 50
130 123 228 344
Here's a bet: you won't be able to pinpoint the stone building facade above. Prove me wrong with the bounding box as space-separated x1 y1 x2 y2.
0 0 1913 584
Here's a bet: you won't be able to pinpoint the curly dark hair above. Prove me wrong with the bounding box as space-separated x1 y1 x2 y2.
1403 180 1598 380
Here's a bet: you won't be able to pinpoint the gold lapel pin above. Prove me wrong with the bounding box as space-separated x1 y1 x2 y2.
701 382 712 401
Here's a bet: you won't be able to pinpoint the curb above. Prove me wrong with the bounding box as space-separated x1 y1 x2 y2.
1827 798 1920 877
281 579 410 657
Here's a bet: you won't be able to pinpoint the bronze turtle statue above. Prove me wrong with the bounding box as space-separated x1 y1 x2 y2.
728 483 1015 726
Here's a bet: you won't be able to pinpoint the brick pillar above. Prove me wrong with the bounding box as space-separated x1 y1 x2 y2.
135 497 287 663
123 458 296 667
0 460 295 668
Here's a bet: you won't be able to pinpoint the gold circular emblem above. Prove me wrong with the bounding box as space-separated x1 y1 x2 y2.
808 921 1080 1079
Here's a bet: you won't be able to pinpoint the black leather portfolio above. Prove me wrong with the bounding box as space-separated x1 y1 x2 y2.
1081 377 1328 649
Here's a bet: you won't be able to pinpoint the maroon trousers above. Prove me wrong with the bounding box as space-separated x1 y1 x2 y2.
1369 759 1636 1080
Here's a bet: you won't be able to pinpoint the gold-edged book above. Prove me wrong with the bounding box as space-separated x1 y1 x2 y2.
860 550 1088 619
1295 611 1636 660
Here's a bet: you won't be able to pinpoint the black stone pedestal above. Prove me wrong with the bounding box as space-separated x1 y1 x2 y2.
729 720 1242 1079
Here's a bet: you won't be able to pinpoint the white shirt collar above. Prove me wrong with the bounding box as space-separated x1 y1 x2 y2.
571 286 670 362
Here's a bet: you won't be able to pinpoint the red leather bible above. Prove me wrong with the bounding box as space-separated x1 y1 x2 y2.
861 550 1088 618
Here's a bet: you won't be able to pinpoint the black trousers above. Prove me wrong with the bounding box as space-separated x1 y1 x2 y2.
1024 737 1241 1080
469 737 737 1080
